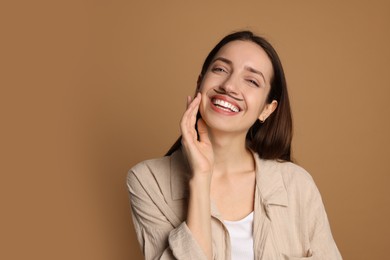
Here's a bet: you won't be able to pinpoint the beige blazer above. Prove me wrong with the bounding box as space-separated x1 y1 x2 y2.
127 149 342 259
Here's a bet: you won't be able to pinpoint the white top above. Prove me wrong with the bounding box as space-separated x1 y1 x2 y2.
224 212 254 260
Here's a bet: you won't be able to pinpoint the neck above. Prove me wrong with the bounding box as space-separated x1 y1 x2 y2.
208 129 254 176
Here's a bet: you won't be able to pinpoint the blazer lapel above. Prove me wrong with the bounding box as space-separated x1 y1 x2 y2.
170 149 190 201
252 153 288 259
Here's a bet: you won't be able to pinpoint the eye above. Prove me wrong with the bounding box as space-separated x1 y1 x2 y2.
246 79 259 87
212 66 228 73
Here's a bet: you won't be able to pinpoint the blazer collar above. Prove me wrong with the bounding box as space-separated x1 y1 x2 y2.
253 152 288 207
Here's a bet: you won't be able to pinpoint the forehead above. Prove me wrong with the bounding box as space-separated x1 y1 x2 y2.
213 40 274 79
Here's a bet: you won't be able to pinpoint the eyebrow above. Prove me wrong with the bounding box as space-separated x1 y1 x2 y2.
244 66 266 84
212 57 266 83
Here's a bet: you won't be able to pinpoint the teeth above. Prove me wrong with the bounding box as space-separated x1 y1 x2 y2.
213 99 239 112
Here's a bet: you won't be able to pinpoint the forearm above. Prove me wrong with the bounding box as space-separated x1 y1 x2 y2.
186 174 213 260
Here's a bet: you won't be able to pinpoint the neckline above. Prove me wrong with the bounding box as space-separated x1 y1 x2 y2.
223 211 254 224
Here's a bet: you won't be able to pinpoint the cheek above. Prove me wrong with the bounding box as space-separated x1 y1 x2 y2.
197 81 209 95
248 95 267 116
199 73 220 91
196 81 209 116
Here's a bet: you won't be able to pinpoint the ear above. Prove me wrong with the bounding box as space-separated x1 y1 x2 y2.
258 100 278 122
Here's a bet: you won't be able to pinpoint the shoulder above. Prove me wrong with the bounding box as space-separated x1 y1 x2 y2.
258 157 321 201
270 160 324 206
127 155 171 188
129 156 171 175
271 160 315 187
127 149 189 195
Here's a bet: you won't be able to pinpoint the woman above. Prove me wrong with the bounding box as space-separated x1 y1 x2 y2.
127 31 342 260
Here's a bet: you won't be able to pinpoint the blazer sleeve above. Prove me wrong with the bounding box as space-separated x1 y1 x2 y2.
127 166 207 260
305 180 343 260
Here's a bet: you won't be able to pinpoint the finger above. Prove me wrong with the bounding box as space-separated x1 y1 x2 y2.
188 94 202 134
181 94 197 132
182 93 201 127
189 93 201 119
183 93 200 116
186 96 192 109
181 94 201 143
188 92 201 111
197 118 211 145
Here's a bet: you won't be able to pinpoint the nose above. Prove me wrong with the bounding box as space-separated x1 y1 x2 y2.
219 73 240 96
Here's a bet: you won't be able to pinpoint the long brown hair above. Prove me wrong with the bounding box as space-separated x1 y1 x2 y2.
166 31 293 161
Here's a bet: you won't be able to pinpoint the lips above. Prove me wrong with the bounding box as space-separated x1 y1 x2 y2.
210 95 241 113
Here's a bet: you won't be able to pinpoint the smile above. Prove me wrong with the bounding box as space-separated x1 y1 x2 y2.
211 98 240 113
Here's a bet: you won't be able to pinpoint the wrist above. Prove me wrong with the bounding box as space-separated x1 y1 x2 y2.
189 173 212 189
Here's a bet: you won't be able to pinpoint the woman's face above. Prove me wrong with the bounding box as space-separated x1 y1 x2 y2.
198 40 277 134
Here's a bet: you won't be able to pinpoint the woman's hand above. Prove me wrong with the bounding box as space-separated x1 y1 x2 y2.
181 92 214 259
180 93 214 178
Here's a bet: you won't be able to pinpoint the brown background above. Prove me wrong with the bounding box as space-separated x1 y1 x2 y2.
1 0 389 259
